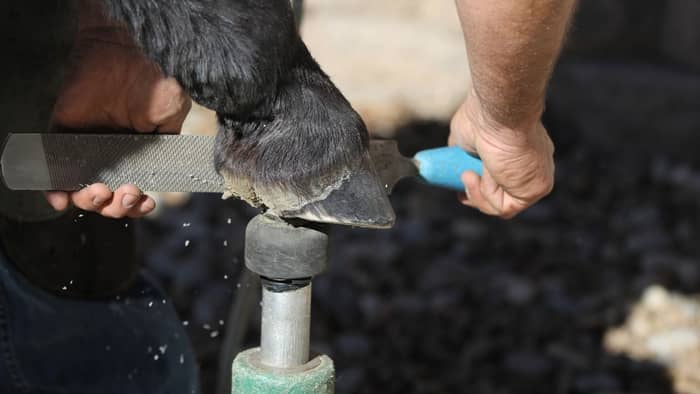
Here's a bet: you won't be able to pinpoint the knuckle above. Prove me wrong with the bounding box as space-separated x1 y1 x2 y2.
544 179 554 195
539 176 555 196
162 77 184 96
144 88 188 127
529 172 554 199
118 184 141 195
132 116 158 133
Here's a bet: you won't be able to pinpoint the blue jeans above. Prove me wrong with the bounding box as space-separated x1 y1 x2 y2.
0 254 199 394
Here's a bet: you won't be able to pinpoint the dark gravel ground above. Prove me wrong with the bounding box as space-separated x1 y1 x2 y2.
135 102 700 393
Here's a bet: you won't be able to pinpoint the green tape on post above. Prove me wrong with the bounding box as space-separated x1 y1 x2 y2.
231 348 335 394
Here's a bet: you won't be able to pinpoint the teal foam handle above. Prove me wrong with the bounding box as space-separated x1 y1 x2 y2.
413 146 483 191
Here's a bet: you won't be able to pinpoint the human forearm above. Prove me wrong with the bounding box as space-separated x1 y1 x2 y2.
455 0 576 128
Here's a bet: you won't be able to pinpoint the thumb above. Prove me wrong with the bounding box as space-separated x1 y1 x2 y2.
448 102 477 151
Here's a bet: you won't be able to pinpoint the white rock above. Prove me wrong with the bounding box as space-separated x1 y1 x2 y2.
641 285 670 310
646 328 700 364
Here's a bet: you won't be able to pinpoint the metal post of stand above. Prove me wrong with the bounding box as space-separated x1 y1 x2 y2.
230 213 334 393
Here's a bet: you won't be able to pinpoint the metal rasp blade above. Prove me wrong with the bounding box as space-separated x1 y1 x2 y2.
1 133 224 192
1 133 410 195
1 133 397 229
368 139 418 194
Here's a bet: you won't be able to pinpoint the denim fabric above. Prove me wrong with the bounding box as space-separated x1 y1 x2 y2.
0 254 199 394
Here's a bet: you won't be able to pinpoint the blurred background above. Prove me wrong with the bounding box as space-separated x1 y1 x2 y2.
137 1 700 393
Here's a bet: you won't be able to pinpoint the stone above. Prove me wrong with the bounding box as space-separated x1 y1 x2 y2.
646 328 700 363
604 285 700 393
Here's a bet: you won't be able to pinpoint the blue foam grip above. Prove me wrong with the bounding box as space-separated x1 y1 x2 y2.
413 146 483 191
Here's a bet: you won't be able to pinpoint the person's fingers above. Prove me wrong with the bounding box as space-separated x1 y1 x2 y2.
97 184 144 218
448 99 481 151
44 191 70 211
449 109 470 148
47 184 156 218
457 171 500 216
479 172 523 219
447 131 460 147
458 171 528 218
68 183 113 212
126 195 157 218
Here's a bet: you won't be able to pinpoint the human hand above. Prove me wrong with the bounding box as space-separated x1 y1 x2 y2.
448 91 554 218
45 3 191 218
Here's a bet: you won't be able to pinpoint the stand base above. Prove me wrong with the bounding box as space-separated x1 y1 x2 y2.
231 348 335 394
